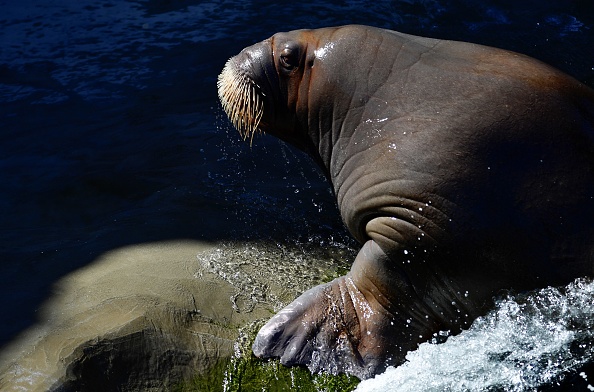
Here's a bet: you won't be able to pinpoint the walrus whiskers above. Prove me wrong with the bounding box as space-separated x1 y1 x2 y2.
217 60 264 144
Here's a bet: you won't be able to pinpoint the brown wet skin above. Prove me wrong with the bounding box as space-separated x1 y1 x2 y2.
217 25 594 379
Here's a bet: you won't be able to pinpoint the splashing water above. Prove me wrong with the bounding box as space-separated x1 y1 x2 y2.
193 240 360 392
356 278 594 392
197 239 356 313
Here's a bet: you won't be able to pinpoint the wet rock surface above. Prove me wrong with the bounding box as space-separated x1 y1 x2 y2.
0 239 353 391
0 241 251 391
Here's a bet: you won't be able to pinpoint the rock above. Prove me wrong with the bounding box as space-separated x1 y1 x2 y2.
0 238 354 391
0 240 273 392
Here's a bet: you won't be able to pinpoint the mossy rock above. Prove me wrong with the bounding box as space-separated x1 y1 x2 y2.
175 322 360 392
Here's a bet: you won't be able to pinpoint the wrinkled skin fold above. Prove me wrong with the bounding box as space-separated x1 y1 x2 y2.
218 25 594 379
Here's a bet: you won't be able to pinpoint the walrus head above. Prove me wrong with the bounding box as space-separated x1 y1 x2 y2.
218 35 310 147
218 29 338 153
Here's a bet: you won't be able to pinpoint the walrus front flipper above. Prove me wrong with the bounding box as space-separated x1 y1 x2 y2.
252 278 366 375
252 276 386 379
252 240 441 379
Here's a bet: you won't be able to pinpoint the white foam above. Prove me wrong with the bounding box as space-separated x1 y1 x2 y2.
356 278 594 392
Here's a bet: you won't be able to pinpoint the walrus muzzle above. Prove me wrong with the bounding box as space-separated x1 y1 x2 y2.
218 41 279 144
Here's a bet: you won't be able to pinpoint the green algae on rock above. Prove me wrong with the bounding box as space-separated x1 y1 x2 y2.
175 321 360 392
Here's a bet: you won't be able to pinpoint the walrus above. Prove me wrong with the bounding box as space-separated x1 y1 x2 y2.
217 24 594 379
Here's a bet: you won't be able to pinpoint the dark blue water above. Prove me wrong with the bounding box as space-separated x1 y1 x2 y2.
1 0 593 385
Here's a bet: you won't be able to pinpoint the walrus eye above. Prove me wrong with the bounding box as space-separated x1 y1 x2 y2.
280 45 300 70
